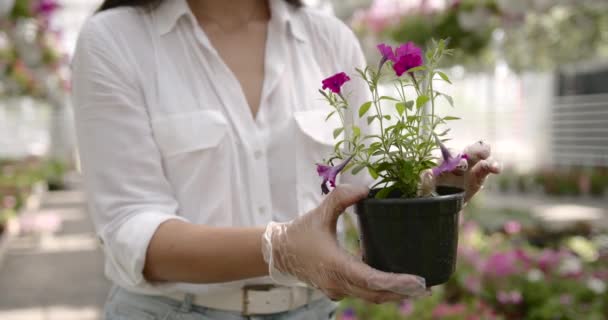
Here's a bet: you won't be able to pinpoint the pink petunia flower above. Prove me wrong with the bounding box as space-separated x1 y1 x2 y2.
316 155 354 195
484 251 519 277
399 300 414 316
432 138 468 177
497 290 522 305
34 0 61 17
504 220 522 235
376 42 424 76
322 72 351 94
341 308 357 320
393 42 424 76
377 43 396 64
432 303 467 318
537 249 564 273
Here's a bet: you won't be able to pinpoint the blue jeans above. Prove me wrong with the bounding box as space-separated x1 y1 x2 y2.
104 286 337 320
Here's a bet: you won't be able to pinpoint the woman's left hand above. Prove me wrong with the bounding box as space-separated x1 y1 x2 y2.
420 141 501 203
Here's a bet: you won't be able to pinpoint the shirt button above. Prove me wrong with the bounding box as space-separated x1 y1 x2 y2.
258 206 267 215
254 150 263 160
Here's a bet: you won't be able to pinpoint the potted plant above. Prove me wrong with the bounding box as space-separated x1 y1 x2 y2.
316 39 475 286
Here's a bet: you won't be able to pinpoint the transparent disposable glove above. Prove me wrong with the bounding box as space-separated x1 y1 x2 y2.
262 184 428 303
419 140 501 201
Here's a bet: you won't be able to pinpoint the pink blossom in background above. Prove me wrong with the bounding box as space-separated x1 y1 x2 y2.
432 303 467 318
351 0 407 33
34 0 61 17
497 290 522 305
537 249 564 273
459 246 483 270
483 251 519 277
341 308 357 320
399 300 413 316
513 248 533 268
464 275 482 294
2 196 16 209
504 220 522 235
351 0 446 33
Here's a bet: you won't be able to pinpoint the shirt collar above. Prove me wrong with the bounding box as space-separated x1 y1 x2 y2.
153 0 307 42
153 0 191 35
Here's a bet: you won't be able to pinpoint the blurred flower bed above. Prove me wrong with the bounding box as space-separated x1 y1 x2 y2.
0 157 66 235
338 205 608 319
0 0 68 101
494 167 608 199
351 0 608 71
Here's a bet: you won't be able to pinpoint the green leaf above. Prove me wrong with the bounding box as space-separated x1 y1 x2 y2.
405 101 414 111
333 128 344 139
407 66 426 73
367 115 377 125
325 111 336 121
359 101 372 118
416 95 429 109
334 140 345 152
436 71 452 84
441 93 454 107
443 116 461 121
380 96 399 102
395 102 405 116
368 167 379 180
383 115 391 121
375 185 397 199
351 164 366 175
352 126 361 138
355 68 367 80
318 89 328 98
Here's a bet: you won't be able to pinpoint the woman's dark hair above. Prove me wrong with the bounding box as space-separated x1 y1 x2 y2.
98 0 302 12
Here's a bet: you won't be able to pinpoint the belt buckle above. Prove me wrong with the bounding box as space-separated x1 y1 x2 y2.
242 284 278 316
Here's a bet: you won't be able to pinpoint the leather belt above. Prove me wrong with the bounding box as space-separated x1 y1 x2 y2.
165 285 326 316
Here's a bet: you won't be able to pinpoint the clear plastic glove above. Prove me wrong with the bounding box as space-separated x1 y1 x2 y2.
262 184 429 303
419 141 501 202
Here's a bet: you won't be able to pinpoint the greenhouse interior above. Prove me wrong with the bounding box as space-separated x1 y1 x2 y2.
0 0 607 319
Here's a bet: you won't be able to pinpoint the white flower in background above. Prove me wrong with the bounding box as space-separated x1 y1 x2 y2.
0 31 10 51
567 236 599 262
558 256 583 276
13 19 43 67
527 268 543 282
587 278 606 294
458 7 491 32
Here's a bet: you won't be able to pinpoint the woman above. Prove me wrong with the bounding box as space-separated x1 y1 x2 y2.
71 0 500 319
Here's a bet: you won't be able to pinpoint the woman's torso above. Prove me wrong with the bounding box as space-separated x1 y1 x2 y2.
75 0 365 295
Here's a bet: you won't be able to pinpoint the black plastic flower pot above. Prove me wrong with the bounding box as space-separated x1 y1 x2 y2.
355 186 465 287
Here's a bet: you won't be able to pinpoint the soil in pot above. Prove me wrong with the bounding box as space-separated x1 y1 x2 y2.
355 186 465 287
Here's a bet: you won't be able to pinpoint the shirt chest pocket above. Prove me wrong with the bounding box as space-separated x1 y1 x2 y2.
150 110 232 216
151 110 228 157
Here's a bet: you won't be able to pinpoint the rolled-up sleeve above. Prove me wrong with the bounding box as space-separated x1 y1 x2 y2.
71 19 187 288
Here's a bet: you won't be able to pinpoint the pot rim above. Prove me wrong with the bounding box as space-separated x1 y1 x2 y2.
361 186 465 205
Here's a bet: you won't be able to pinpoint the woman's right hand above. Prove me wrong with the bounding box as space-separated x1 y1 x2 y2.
262 185 428 304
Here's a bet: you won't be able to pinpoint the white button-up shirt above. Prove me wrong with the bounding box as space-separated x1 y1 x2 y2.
71 0 369 295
